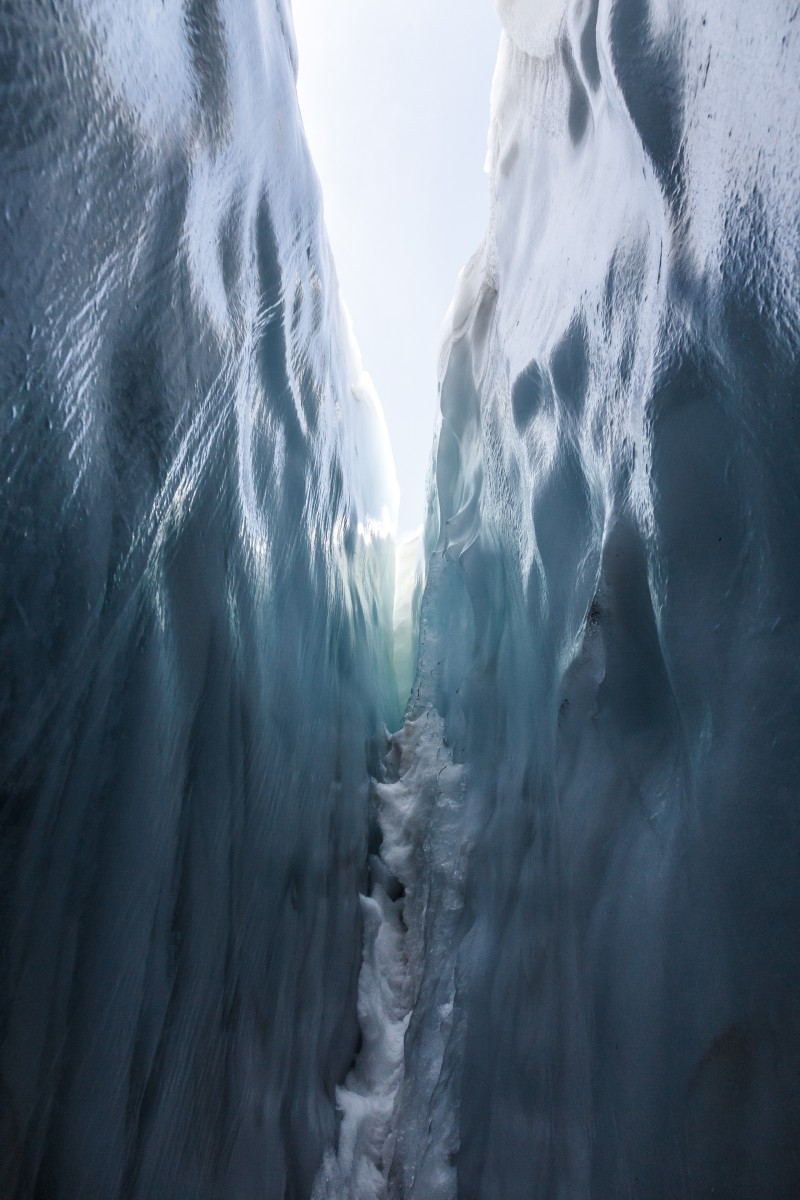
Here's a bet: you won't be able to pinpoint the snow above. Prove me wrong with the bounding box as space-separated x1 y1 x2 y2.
494 0 570 58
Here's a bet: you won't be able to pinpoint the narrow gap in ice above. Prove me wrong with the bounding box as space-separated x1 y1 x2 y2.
311 713 450 1200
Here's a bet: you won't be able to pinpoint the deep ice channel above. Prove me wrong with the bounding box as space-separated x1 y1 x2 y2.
1 1 800 1199
312 0 800 1196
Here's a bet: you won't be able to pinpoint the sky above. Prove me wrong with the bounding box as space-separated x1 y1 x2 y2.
291 0 501 534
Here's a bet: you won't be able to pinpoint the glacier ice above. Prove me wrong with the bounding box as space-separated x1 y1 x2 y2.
494 0 570 58
392 531 426 714
388 1 800 1197
2 0 800 1198
0 2 398 1197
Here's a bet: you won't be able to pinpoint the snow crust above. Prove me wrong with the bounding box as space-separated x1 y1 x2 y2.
312 711 464 1200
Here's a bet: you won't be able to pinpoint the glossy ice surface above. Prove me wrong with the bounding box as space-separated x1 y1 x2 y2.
393 1 800 1196
0 3 398 1197
2 1 800 1199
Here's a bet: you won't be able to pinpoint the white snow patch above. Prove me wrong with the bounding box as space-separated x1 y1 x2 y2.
312 714 447 1200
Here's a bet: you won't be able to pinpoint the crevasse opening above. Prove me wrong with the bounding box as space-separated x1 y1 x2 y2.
2 2 799 1199
291 0 500 535
305 0 800 1194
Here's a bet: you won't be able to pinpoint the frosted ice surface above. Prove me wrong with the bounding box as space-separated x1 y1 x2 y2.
495 0 570 57
312 713 463 1200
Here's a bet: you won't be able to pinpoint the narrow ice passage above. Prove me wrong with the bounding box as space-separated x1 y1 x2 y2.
312 717 450 1199
315 0 800 1195
1 1 799 1199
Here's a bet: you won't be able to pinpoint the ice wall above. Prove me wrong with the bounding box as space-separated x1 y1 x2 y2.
394 1 800 1196
0 3 399 1197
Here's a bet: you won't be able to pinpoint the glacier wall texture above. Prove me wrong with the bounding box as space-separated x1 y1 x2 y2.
394 1 800 1196
0 3 400 1197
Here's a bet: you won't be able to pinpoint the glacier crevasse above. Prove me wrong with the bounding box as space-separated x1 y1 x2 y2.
1 0 800 1198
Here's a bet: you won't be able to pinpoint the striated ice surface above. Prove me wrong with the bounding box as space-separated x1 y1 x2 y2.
0 2 399 1197
3 0 800 1198
387 1 800 1197
494 0 570 58
391 531 426 714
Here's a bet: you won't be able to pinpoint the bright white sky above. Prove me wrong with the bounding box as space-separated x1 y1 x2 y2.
291 0 501 534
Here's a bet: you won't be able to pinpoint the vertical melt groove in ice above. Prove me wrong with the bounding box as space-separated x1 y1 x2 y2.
392 531 426 711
